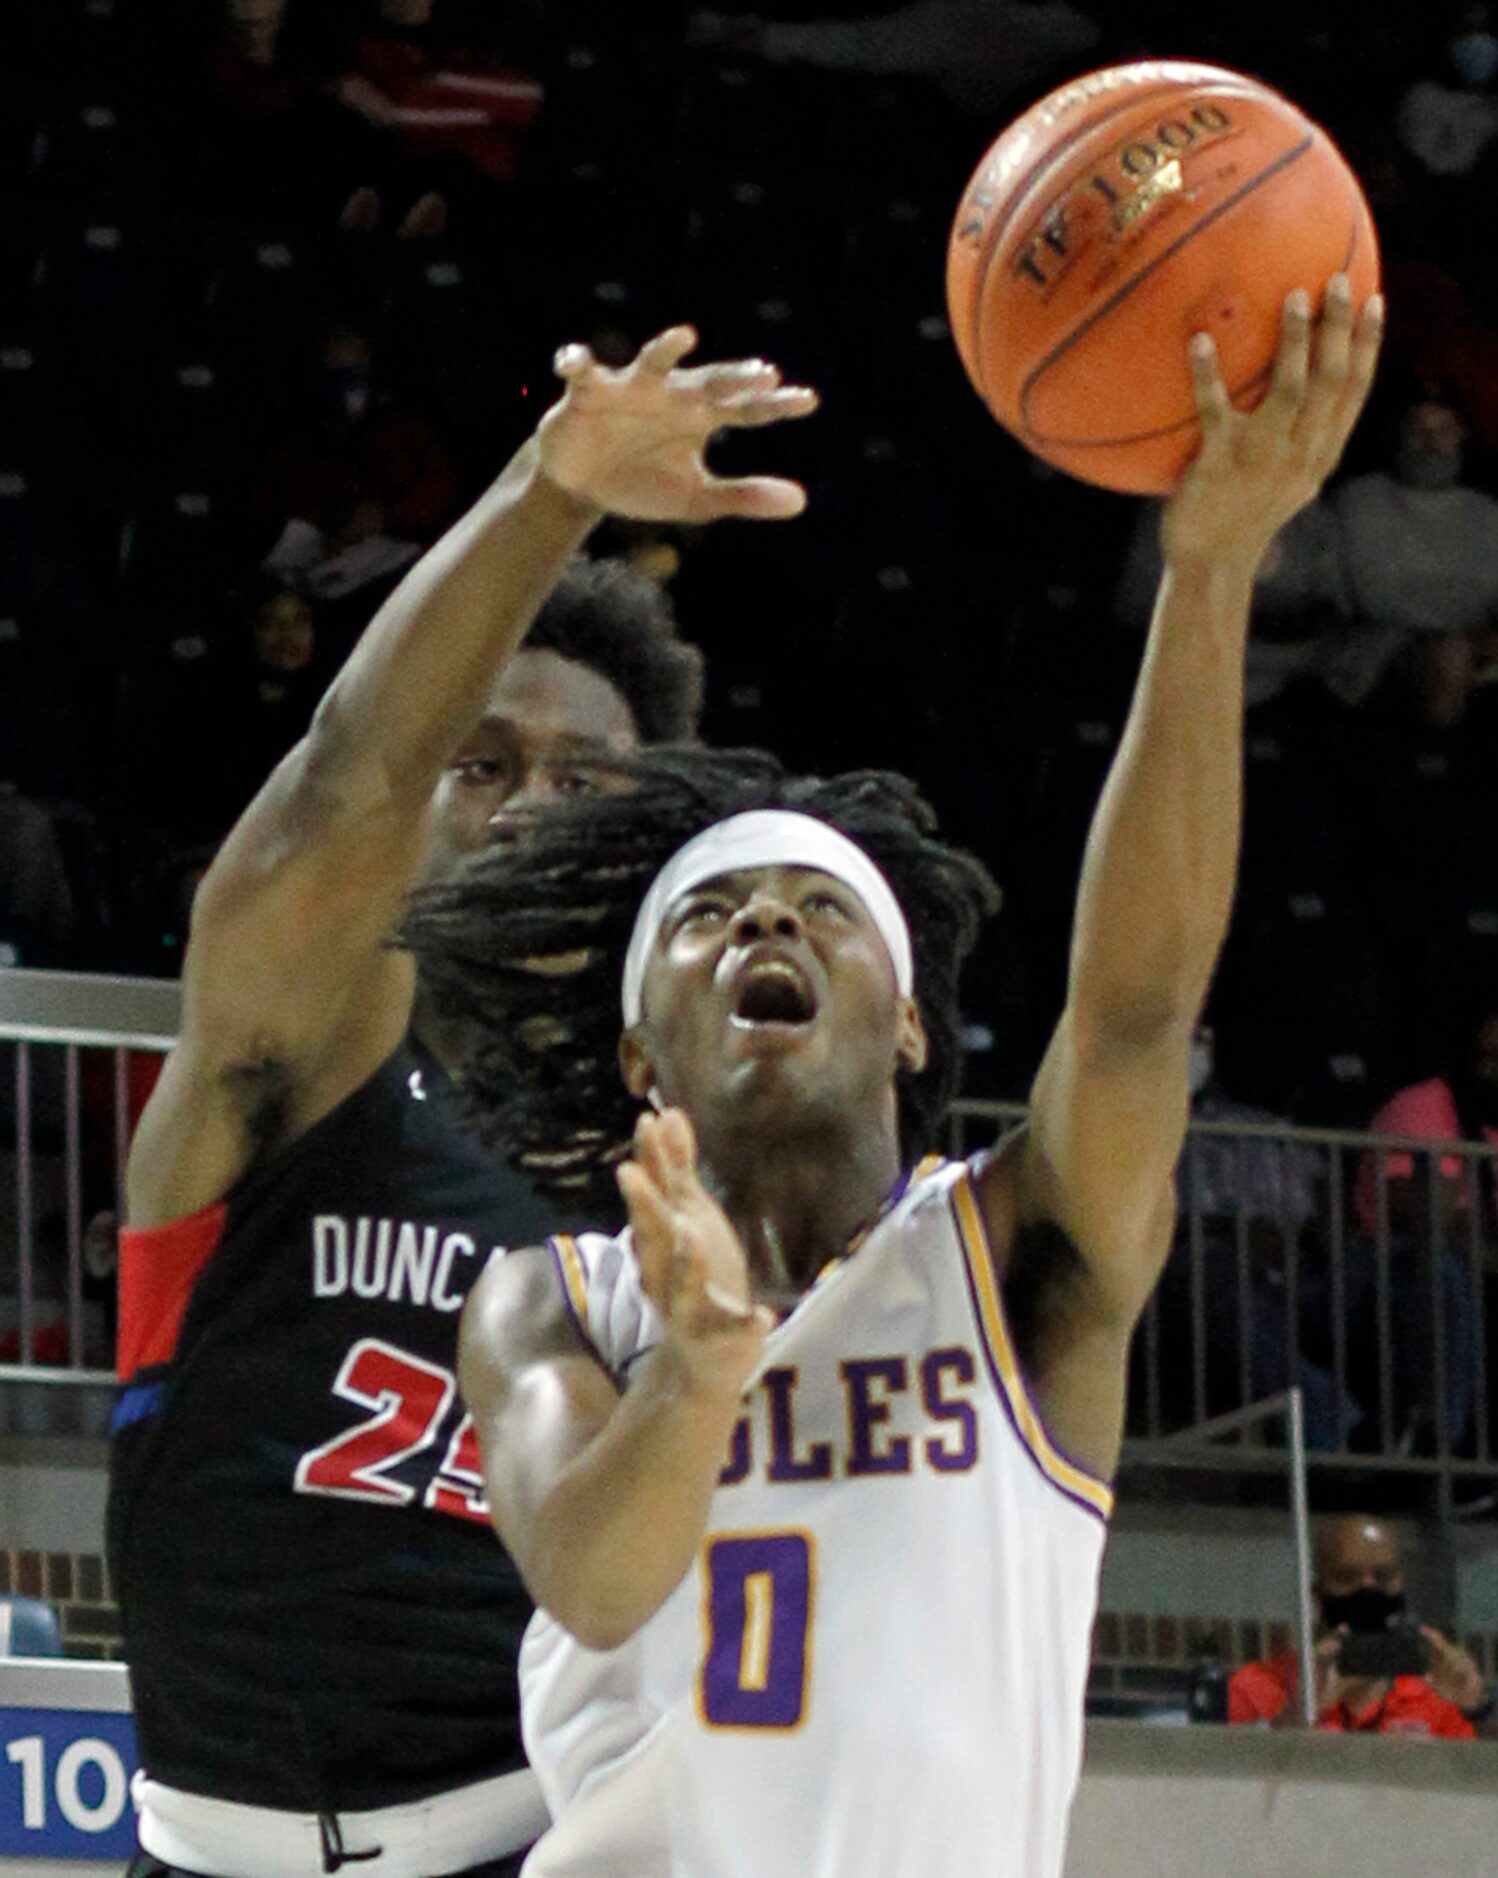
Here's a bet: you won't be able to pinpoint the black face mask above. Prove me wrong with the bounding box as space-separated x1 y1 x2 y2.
1320 1585 1406 1634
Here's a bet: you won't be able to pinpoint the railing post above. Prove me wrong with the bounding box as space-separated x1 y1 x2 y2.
1288 1387 1316 1726
15 1041 33 1376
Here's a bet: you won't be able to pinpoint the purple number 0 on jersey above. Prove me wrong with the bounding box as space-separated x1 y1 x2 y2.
699 1531 815 1730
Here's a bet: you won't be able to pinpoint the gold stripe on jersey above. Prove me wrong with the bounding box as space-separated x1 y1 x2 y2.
554 1234 590 1323
950 1173 1115 1522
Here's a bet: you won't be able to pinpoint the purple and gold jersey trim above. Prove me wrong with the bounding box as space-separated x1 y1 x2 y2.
552 1234 590 1323
547 1233 618 1381
950 1172 1115 1523
811 1154 949 1288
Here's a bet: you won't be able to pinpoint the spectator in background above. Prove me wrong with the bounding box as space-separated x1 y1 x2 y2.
209 577 326 824
1356 997 1498 1235
1380 260 1498 454
688 0 1099 115
1230 1515 1491 1736
329 0 544 236
1326 396 1498 706
1402 620 1484 730
1333 1040 1494 1454
111 580 324 850
1115 499 1348 709
255 321 455 639
257 320 459 545
188 0 345 225
1165 1026 1344 1440
1397 5 1498 179
260 471 422 618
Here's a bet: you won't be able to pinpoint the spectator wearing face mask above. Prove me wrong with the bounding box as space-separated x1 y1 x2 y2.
1398 5 1498 177
1230 1515 1493 1736
1325 397 1498 705
255 321 459 549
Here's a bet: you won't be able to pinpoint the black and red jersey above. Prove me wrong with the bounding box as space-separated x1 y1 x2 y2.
107 1040 565 1814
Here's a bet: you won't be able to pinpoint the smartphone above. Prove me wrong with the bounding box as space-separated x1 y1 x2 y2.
1336 1627 1431 1679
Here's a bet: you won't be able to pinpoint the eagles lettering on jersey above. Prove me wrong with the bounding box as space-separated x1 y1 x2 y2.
520 1158 1112 1878
108 1041 566 1816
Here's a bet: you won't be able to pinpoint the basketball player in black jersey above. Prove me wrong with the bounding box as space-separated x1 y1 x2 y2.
109 329 816 1878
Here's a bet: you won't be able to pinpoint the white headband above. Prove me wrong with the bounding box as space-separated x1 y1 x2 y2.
621 810 914 1026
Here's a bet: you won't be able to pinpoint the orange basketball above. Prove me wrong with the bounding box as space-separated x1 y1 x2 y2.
945 61 1380 494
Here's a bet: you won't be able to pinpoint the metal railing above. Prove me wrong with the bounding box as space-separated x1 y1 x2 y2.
3 971 1496 1509
1143 1388 1319 1723
952 1097 1498 1513
0 971 178 1390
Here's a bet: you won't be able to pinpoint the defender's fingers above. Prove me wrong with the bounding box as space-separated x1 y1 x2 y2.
699 359 781 398
637 325 699 374
1292 274 1353 449
1188 332 1233 464
694 474 809 521
553 342 595 382
715 385 820 428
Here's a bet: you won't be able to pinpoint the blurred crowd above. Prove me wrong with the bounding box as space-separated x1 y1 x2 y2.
0 0 1496 1154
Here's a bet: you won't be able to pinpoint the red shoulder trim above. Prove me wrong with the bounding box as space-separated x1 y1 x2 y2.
117 1203 229 1382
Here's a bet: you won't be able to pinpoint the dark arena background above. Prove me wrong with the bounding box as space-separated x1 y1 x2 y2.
1 0 1498 1871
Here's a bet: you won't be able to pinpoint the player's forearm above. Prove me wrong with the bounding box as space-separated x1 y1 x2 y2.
526 1350 743 1652
1066 556 1252 1044
307 442 599 805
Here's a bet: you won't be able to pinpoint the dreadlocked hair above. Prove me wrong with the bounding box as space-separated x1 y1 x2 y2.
403 745 1000 1214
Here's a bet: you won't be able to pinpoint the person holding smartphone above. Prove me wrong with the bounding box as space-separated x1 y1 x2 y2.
1229 1514 1494 1737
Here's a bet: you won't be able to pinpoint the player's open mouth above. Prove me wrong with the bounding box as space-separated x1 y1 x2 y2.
730 956 818 1030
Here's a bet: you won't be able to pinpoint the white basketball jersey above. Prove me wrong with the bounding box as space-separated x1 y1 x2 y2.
519 1156 1112 1878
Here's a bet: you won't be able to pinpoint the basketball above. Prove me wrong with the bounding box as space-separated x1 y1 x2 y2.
945 61 1381 494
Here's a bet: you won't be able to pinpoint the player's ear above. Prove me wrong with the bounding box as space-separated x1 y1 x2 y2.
897 998 928 1075
619 1028 659 1104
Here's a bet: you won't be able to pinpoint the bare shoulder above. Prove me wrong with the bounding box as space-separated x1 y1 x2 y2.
459 1243 592 1402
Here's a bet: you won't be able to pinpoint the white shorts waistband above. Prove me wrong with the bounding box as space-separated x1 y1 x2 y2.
134 1764 550 1878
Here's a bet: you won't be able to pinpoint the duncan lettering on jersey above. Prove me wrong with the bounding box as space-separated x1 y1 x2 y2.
309 1214 492 1312
108 1041 570 1819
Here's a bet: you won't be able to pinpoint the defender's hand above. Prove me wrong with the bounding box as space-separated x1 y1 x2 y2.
1162 274 1383 574
617 1108 772 1399
537 326 817 523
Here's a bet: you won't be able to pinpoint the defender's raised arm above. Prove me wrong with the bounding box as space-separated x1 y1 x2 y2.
128 332 815 1230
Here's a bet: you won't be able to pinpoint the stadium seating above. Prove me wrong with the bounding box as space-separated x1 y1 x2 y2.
0 1593 63 1658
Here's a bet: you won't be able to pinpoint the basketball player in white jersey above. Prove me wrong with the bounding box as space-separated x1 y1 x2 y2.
411 278 1382 1876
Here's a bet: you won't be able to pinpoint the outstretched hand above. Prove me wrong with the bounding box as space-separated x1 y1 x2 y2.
1162 274 1383 573
537 326 818 524
617 1108 773 1399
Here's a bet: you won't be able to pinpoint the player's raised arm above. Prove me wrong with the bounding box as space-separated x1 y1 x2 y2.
461 1111 773 1650
980 276 1383 1480
128 333 816 1229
